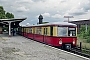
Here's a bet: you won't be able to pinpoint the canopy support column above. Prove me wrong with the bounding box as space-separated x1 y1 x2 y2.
8 22 11 37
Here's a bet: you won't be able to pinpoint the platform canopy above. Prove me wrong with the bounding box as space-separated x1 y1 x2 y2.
0 18 27 28
0 18 27 36
69 19 90 25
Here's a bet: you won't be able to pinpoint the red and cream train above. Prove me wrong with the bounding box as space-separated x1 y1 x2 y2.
18 22 77 49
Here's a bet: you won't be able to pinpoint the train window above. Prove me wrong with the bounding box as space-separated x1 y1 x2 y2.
46 28 48 35
27 28 29 33
30 28 32 33
44 28 48 35
38 27 42 35
68 28 75 30
57 27 67 36
24 28 26 32
36 28 38 34
36 27 42 34
68 28 76 36
50 26 53 36
21 27 23 32
32 28 35 34
44 28 45 35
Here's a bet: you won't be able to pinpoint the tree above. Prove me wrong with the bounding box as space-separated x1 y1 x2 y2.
79 25 90 43
0 6 5 15
6 12 14 18
0 6 6 19
80 25 86 33
0 6 14 19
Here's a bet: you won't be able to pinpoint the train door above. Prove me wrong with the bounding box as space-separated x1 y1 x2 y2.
25 28 27 37
50 26 53 45
22 27 24 36
68 27 76 36
33 27 35 39
50 26 53 36
24 27 26 36
43 27 47 43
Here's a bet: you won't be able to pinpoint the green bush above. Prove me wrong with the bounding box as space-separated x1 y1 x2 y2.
87 37 90 43
79 31 88 39
78 25 90 43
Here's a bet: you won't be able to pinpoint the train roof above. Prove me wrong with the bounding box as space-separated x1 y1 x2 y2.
22 22 77 27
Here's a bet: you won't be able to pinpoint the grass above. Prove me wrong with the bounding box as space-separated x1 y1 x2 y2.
77 37 90 55
82 49 90 54
77 37 90 49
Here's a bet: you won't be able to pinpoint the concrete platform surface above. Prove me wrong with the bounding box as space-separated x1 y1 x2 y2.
0 34 89 60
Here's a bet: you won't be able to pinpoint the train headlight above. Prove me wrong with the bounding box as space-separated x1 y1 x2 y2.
73 39 75 44
59 38 62 44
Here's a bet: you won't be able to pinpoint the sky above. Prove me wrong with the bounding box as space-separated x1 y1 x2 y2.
0 0 90 25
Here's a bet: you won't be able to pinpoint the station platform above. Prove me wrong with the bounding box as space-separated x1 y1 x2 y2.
0 33 89 60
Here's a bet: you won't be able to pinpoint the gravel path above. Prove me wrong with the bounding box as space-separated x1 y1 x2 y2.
0 34 89 60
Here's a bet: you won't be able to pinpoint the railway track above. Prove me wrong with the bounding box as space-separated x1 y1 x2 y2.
38 40 90 58
70 47 90 58
54 46 90 58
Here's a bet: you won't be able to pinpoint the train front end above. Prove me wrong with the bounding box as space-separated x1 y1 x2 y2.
56 24 77 50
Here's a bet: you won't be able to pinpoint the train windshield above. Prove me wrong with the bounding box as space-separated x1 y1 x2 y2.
57 27 67 36
68 27 76 36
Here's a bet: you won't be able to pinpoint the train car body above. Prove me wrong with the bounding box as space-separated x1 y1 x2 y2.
19 22 77 49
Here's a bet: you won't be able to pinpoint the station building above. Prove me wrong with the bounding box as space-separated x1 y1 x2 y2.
69 19 90 33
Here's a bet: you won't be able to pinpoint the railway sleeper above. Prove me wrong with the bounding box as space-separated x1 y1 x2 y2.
71 48 81 52
80 53 90 58
71 50 90 58
74 47 81 50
